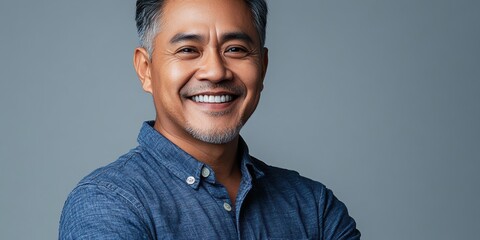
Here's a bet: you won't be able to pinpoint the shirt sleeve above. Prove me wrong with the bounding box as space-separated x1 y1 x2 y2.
321 188 361 240
59 183 151 240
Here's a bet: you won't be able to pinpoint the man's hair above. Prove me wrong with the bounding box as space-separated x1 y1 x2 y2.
135 0 268 56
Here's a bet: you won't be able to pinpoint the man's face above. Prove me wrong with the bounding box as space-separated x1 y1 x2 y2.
137 0 268 144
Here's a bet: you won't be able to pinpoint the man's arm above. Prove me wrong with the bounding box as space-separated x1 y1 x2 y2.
59 183 151 240
321 188 361 239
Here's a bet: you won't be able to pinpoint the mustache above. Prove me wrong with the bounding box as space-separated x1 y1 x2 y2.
180 82 245 97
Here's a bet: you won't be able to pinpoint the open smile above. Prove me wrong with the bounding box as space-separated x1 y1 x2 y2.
190 94 236 103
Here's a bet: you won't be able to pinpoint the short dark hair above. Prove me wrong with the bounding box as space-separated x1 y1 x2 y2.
135 0 268 55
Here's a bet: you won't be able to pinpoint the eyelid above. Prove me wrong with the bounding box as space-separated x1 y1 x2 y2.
173 46 201 60
226 46 247 52
176 46 199 54
224 44 252 54
223 45 252 59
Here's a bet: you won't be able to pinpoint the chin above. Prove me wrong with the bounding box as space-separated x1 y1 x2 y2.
185 122 243 144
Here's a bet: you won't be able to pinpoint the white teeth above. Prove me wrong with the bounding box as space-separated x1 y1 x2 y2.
191 95 234 103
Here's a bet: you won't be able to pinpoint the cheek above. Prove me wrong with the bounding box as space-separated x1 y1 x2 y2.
243 70 264 94
234 61 264 89
239 67 263 117
168 64 193 84
153 63 195 92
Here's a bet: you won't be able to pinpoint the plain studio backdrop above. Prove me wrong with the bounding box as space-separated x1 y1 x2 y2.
1 0 479 239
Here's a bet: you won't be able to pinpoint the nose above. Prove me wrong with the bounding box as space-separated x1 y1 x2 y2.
195 49 233 82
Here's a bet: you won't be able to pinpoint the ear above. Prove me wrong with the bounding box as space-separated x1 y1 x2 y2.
260 47 269 91
133 47 153 93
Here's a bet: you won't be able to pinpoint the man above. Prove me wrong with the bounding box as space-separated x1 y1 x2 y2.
59 0 361 239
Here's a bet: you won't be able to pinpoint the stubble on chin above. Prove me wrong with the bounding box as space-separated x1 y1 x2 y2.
184 117 244 144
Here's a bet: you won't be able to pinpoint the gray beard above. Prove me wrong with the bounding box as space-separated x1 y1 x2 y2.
185 120 244 144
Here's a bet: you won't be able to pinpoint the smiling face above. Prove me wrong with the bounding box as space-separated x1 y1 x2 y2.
134 0 268 145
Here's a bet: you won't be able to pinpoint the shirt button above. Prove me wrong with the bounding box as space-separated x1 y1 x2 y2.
201 167 210 178
223 202 232 212
186 176 196 185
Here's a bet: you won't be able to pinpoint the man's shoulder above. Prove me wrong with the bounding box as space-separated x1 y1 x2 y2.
70 145 166 200
59 147 156 238
79 147 146 185
250 156 327 193
63 146 161 215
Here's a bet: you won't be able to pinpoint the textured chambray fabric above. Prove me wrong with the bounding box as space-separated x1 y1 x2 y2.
59 121 360 239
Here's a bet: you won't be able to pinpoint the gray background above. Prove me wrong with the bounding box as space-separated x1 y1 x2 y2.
1 0 479 239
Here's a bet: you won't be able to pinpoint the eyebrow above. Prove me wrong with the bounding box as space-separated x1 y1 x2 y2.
169 32 254 45
169 33 204 44
220 32 254 44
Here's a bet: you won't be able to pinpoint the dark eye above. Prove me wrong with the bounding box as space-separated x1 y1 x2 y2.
226 47 245 52
176 47 200 59
225 46 249 58
178 47 197 53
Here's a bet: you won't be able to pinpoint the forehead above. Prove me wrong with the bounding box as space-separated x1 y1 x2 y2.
158 0 258 43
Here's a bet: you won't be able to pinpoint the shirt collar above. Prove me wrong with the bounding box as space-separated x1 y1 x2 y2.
137 121 265 189
237 136 265 180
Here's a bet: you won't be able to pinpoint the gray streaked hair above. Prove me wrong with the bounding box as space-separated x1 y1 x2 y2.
135 0 268 56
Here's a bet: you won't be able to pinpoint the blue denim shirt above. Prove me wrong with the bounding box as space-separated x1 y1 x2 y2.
59 121 360 239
